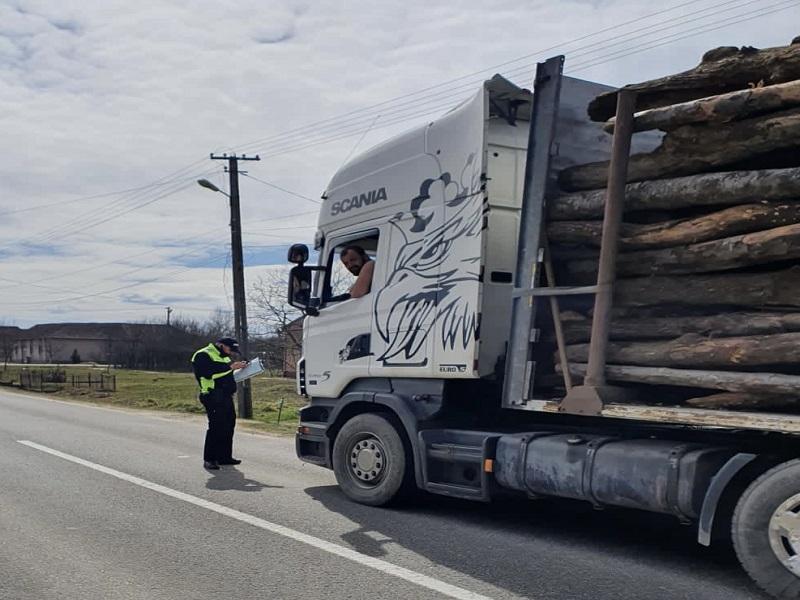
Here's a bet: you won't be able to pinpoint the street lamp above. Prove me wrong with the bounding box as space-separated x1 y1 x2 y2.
197 177 252 418
197 179 227 195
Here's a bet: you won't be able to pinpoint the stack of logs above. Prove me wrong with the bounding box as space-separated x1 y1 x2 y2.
546 38 800 411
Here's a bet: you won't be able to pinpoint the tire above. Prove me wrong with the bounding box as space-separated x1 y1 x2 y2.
332 413 411 506
732 459 800 598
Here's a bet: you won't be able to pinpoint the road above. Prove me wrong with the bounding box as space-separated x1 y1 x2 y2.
0 388 768 600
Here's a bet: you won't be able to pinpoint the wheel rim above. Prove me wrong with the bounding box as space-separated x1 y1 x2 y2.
769 492 800 576
347 433 387 487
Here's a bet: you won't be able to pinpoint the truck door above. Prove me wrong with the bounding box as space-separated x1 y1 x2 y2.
302 228 385 398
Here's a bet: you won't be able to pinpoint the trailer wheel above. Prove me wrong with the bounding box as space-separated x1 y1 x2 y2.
733 460 800 598
332 413 410 506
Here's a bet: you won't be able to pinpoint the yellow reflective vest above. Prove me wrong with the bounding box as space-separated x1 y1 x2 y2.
191 343 233 394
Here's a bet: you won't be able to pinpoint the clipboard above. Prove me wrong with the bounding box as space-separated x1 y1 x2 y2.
233 356 265 382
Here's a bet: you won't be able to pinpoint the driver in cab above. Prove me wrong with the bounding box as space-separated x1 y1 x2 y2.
340 245 374 299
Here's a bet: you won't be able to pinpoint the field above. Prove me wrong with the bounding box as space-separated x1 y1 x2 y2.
0 365 305 435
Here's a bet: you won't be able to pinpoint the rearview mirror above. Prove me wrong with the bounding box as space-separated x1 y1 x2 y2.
288 265 311 309
288 265 324 316
288 243 309 265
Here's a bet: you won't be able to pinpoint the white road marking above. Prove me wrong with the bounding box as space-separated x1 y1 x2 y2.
18 440 494 600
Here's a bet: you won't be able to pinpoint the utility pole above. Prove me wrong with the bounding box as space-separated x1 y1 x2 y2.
209 153 260 419
165 306 172 326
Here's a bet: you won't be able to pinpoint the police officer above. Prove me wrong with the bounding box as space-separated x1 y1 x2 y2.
191 337 247 470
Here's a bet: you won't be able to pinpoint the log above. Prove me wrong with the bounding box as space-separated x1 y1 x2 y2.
614 267 800 308
685 392 799 409
604 79 800 133
548 245 600 261
548 167 800 220
607 306 711 320
559 108 800 191
565 332 800 368
588 41 800 122
561 312 800 344
565 222 800 278
564 363 800 396
547 203 800 249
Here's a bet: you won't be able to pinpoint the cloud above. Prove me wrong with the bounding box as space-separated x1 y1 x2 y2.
1 0 799 326
250 11 296 45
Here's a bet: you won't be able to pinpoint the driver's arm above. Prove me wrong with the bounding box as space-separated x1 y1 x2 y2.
349 260 374 299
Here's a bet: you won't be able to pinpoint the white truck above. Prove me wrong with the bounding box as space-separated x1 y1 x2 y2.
286 55 800 597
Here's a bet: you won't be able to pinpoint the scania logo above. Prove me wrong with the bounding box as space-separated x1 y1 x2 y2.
331 187 387 216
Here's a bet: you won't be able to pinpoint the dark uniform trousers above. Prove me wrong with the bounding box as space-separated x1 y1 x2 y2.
200 390 236 462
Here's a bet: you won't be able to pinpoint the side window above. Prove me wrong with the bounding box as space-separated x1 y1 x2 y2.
323 233 379 304
330 256 355 298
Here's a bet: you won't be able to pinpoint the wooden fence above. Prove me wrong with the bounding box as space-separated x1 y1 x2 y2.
20 370 115 392
70 373 116 391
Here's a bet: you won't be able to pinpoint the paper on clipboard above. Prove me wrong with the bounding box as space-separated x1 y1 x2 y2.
233 357 264 382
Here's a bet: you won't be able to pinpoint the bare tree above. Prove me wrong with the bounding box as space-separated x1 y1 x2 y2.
170 315 203 337
0 323 19 370
201 308 235 341
249 268 303 374
250 269 300 333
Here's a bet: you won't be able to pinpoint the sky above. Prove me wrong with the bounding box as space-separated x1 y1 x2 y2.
1 0 799 331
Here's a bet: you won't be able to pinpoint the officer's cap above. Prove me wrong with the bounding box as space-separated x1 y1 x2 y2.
216 337 240 352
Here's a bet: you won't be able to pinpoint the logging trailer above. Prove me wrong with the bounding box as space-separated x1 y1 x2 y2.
287 44 800 597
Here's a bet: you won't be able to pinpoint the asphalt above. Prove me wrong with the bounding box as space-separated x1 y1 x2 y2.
0 388 770 600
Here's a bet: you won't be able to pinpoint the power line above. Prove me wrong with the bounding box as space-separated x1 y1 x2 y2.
0 179 188 217
4 169 309 258
68 208 318 246
247 209 319 225
0 171 216 252
550 0 769 65
0 251 232 307
339 113 382 169
0 152 230 252
229 0 788 165
4 0 793 313
9 304 229 314
1 0 780 240
33 170 219 245
239 173 321 204
0 239 233 302
19 225 231 285
0 241 295 307
0 156 213 231
34 183 195 245
233 0 770 159
244 242 312 249
229 0 729 156
0 275 99 299
10 223 306 292
2 0 773 253
483 1 798 79
567 0 800 73
242 227 315 237
7 210 318 292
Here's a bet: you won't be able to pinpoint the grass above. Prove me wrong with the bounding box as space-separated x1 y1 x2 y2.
0 364 305 435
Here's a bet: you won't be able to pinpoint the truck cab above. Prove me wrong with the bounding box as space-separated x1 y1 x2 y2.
291 72 623 395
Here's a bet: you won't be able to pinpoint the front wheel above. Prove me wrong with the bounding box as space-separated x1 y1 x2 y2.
733 459 800 598
332 413 411 506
